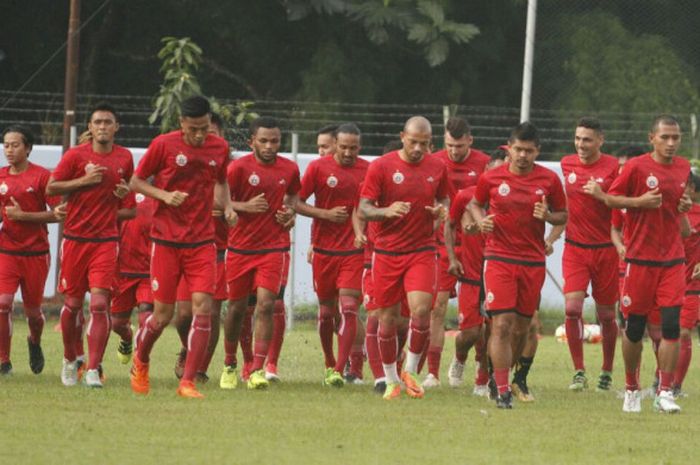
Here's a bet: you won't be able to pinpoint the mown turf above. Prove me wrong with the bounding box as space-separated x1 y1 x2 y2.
1 320 697 465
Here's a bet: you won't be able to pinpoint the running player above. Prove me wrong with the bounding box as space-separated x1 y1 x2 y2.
424 117 489 388
129 95 237 398
47 103 134 388
546 117 620 391
469 122 568 409
359 116 451 400
296 123 369 386
585 114 690 413
317 125 338 157
221 116 300 390
0 126 63 375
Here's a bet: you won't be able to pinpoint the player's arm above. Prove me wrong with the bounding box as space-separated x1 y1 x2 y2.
544 224 565 255
358 197 410 222
444 217 464 277
467 198 494 233
214 181 238 226
351 207 367 248
3 197 61 223
276 193 297 230
680 214 692 238
46 165 107 196
460 208 479 235
583 178 661 209
610 225 625 260
295 198 349 223
129 175 188 207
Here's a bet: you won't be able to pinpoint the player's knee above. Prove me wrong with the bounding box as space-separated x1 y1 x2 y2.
661 306 680 340
596 305 616 323
64 296 83 312
0 294 13 311
89 293 109 314
625 314 647 343
339 296 359 316
564 299 583 319
138 303 154 313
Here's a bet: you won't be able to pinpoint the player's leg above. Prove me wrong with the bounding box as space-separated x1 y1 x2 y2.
17 255 48 374
110 277 140 365
313 252 339 372
423 289 449 388
673 293 698 395
238 295 256 379
0 253 24 375
266 252 290 381
197 298 223 383
449 281 482 388
247 285 277 389
512 313 539 402
591 247 620 390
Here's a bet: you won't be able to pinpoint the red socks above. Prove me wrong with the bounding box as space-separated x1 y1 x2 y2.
24 307 44 345
427 345 442 378
0 296 12 362
182 314 211 382
267 299 286 368
565 299 585 371
318 304 336 368
86 293 111 370
674 336 692 388
239 306 255 365
365 315 384 379
60 297 82 361
597 305 618 372
625 369 640 391
252 339 270 372
378 323 398 365
494 367 510 394
334 296 358 373
136 314 165 364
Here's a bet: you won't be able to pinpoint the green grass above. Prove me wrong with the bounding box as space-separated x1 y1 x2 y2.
1 320 698 465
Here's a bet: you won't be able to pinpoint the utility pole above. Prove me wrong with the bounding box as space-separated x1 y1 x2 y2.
519 0 537 123
62 0 81 154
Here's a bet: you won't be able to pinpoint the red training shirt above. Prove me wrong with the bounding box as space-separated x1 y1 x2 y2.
449 186 485 281
684 204 700 290
118 193 154 276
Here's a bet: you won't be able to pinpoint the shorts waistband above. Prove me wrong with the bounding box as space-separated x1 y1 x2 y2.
313 247 363 257
374 246 436 256
120 272 149 279
64 234 119 243
458 277 482 287
0 248 49 257
565 238 614 249
152 238 214 249
227 246 290 255
484 255 545 267
625 257 685 268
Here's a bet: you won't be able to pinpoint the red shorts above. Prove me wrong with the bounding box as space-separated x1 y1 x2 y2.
362 266 377 311
312 251 363 301
620 263 685 317
0 253 50 308
437 246 458 293
483 258 545 318
457 278 484 330
227 250 285 300
681 293 700 329
58 239 117 298
281 251 290 287
562 243 618 305
176 251 227 301
371 250 437 308
151 242 217 304
111 274 153 314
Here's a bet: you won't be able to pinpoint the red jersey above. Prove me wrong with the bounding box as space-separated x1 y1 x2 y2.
684 204 700 289
432 148 490 193
474 163 567 262
561 154 618 246
118 193 154 275
360 151 450 253
300 155 369 252
607 153 690 265
227 153 301 251
449 186 485 280
52 143 134 240
0 163 58 254
135 131 229 246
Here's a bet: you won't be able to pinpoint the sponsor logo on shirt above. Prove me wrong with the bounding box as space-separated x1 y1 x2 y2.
117 168 124 175
0 182 7 195
567 172 577 184
621 294 631 307
326 175 338 188
497 182 510 196
392 171 405 185
248 173 260 186
468 171 477 177
595 177 604 183
427 176 434 183
535 188 544 195
208 160 217 167
135 193 145 203
646 174 658 189
279 179 286 185
175 153 188 167
26 186 34 192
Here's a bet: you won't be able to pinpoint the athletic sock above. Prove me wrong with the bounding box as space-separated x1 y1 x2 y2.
625 369 640 391
674 336 692 388
74 308 85 358
427 345 442 378
136 314 165 364
134 310 152 349
350 344 364 378
474 337 489 385
24 307 44 345
111 314 133 343
658 370 674 394
318 304 336 368
251 338 270 372
365 315 384 380
86 294 111 370
267 299 286 367
0 297 12 362
334 296 358 373
406 316 430 373
224 338 238 367
565 299 585 371
182 314 211 382
493 367 510 395
60 299 80 361
597 306 618 372
378 322 398 367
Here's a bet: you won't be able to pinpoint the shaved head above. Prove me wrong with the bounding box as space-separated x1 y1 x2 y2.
403 116 432 135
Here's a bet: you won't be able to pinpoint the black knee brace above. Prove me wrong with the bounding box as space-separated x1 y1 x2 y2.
625 314 646 343
661 306 681 340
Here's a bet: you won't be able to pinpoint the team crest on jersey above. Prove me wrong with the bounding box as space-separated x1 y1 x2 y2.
248 173 260 186
468 171 477 177
85 162 96 173
595 177 604 183
497 182 510 196
208 160 217 167
175 153 188 167
151 278 159 292
135 193 145 203
535 188 544 195
117 168 124 175
621 295 631 307
486 291 495 304
646 174 658 189
326 175 338 188
567 172 577 184
392 171 405 185
26 186 34 192
0 182 7 195
427 176 434 183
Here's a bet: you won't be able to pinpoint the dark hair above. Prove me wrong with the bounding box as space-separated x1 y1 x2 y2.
249 116 280 136
577 116 603 134
382 139 403 154
691 173 700 193
210 112 224 129
2 125 35 148
88 101 119 123
180 95 211 118
615 145 646 158
336 123 361 137
490 145 509 162
445 117 471 139
650 114 680 133
317 124 338 137
508 122 540 147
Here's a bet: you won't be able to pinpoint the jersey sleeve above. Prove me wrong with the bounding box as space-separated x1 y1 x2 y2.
51 149 77 181
39 170 61 208
473 174 490 206
287 163 302 196
217 142 230 183
298 161 318 201
135 137 164 179
607 162 634 197
360 161 382 201
120 192 137 210
436 164 452 201
548 173 567 211
611 209 624 229
449 190 469 223
226 161 240 200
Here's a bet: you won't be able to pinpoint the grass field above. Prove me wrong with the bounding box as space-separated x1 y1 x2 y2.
2 319 698 465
